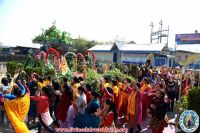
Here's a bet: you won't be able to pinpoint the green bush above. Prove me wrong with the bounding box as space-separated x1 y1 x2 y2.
104 68 125 81
113 63 123 71
103 68 135 82
188 87 200 114
130 64 137 78
6 61 23 77
33 67 43 76
24 66 43 77
44 68 56 78
187 87 200 132
24 66 34 76
86 69 101 92
174 96 188 113
77 61 83 72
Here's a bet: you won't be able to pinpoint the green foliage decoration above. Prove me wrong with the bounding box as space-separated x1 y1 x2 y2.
33 22 73 47
6 62 23 77
86 69 101 92
188 87 200 120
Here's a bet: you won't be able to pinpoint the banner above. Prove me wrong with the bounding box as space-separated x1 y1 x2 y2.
176 34 200 44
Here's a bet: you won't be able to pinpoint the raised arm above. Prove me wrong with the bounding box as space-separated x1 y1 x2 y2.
100 83 105 93
17 82 26 95
0 92 16 100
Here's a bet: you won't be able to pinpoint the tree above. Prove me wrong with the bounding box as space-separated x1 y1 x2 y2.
32 21 73 48
179 54 200 67
73 38 98 53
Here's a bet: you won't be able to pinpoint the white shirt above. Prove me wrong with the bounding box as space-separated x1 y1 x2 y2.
76 93 87 114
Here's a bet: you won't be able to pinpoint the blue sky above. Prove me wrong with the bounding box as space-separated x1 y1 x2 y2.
0 0 200 48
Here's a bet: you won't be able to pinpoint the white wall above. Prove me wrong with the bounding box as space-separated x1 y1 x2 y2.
93 52 113 63
122 53 147 63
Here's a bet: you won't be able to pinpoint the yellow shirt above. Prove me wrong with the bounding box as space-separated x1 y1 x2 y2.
113 85 119 97
104 83 112 89
38 82 46 90
73 83 80 98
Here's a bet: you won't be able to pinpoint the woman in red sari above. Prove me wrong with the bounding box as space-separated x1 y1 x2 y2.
182 76 191 96
141 77 151 120
150 89 168 133
98 98 117 128
56 83 73 125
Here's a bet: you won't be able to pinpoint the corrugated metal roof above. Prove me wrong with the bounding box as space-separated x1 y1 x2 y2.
0 42 41 49
117 43 166 51
176 44 200 53
89 44 113 51
89 43 166 52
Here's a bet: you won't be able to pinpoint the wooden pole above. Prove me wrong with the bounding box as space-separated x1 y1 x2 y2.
179 70 182 101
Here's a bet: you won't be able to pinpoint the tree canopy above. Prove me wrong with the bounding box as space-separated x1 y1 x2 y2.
73 38 99 53
179 54 200 67
32 22 73 46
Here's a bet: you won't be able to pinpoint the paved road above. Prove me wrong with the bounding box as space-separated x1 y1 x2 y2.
0 113 176 133
28 117 176 133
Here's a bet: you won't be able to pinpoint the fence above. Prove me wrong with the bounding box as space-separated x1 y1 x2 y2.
0 54 27 62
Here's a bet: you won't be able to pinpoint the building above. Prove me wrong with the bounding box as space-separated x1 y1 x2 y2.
0 42 40 62
175 44 200 63
174 33 200 67
89 42 175 67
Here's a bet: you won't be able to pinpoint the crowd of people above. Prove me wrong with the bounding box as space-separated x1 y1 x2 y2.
0 64 196 133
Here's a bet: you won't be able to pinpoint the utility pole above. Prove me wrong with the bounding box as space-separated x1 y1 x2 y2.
159 20 163 43
150 20 169 44
167 26 169 45
150 22 154 43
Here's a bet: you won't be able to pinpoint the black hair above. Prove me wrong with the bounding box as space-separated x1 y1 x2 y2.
127 78 131 83
86 83 92 91
115 77 121 82
106 87 113 94
112 80 117 86
105 98 118 122
13 87 22 97
1 77 9 86
38 77 44 83
143 77 150 84
63 77 68 83
21 78 26 82
47 76 52 81
29 80 39 96
104 76 109 82
52 80 61 91
42 85 56 108
31 80 38 87
78 86 86 93
78 77 84 82
136 83 141 89
63 83 73 100
6 74 12 83
91 91 100 98
73 77 80 83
